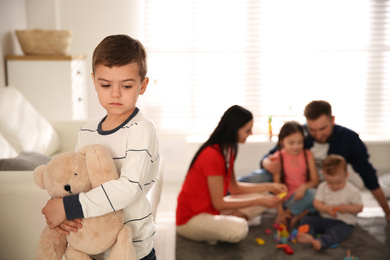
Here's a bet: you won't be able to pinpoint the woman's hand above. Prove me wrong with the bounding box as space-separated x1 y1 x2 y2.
259 195 282 208
269 183 288 195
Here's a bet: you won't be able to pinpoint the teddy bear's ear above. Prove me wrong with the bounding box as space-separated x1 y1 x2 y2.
33 165 46 190
85 144 119 187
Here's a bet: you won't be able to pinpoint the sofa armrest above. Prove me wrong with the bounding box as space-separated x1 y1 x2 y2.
50 120 86 154
0 171 48 259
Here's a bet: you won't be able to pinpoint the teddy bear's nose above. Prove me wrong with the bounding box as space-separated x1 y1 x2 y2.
64 184 71 193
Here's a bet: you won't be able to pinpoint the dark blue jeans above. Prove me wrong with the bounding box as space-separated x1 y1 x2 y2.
238 169 273 183
140 248 156 260
300 215 354 249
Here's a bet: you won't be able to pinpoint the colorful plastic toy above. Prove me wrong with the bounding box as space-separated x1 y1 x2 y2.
255 238 265 245
298 224 309 234
283 244 294 254
277 192 287 199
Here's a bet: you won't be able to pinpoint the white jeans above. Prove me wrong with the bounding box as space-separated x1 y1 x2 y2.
176 193 268 243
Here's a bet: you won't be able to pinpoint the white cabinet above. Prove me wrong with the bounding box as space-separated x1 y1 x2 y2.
6 55 88 121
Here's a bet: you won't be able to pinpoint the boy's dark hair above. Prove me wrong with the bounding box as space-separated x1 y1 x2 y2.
304 100 332 120
92 34 147 80
322 154 347 176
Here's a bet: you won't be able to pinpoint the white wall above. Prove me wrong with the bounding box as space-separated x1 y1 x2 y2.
161 137 390 183
0 0 27 87
23 0 145 120
1 0 390 184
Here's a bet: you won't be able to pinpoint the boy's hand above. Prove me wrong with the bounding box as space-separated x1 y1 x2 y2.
335 204 351 214
42 198 66 229
55 219 83 235
327 205 337 217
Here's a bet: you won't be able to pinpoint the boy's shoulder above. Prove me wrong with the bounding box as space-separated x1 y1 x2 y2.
80 119 100 132
344 181 361 194
126 110 156 129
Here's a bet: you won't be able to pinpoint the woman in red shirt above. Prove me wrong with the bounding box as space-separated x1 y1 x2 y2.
176 105 287 243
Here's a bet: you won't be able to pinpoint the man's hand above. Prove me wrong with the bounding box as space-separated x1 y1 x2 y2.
42 198 66 229
263 154 281 175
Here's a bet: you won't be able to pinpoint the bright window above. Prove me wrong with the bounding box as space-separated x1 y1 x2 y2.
143 0 390 140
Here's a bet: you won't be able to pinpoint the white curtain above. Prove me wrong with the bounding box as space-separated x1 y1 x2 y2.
143 0 390 140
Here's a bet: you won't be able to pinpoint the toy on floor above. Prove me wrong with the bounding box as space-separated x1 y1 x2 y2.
343 249 359 260
298 224 309 234
255 238 265 245
273 223 295 254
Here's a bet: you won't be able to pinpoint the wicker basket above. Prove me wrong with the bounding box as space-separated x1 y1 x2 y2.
15 29 73 56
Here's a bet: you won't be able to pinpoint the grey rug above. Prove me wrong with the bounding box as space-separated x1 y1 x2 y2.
176 213 390 260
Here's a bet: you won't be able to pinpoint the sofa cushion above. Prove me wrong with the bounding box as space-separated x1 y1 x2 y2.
0 133 18 159
0 86 60 156
0 151 51 171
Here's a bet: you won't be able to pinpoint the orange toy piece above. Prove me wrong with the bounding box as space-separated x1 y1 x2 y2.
298 224 309 234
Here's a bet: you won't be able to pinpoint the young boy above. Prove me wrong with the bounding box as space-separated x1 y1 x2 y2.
297 154 363 250
42 34 160 260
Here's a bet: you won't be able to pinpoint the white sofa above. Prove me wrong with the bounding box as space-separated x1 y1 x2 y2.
0 87 162 259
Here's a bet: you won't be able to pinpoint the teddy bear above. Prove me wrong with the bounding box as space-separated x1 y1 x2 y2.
33 144 136 260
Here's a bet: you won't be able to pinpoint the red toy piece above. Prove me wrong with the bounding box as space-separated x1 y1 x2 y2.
284 244 294 255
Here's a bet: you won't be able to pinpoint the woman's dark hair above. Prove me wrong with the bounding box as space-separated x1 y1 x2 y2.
277 121 309 183
189 105 253 170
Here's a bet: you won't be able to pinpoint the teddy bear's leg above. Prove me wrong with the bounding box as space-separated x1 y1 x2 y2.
34 225 67 260
65 246 93 260
107 225 136 260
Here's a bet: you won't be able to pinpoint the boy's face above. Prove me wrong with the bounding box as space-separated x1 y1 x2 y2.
323 168 348 191
92 62 148 121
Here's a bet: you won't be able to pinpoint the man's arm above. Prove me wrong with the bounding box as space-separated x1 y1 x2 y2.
260 146 278 169
335 127 390 221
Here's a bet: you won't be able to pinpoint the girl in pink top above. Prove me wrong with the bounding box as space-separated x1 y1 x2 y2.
272 121 319 227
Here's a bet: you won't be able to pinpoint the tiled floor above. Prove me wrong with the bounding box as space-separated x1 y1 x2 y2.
153 181 388 260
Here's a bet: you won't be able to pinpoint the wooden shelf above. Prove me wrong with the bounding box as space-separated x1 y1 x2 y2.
6 54 86 61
